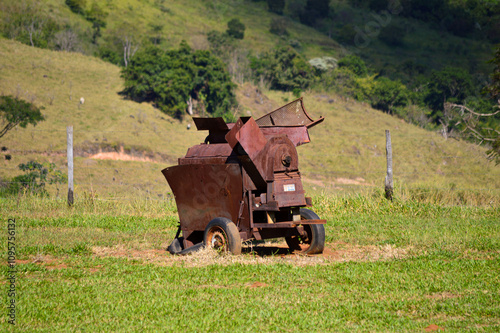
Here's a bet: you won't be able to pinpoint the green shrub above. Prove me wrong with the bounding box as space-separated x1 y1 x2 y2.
250 46 315 92
226 18 245 40
1 161 66 197
337 24 357 45
370 77 410 114
424 67 475 122
269 17 289 37
378 24 405 46
121 43 237 120
267 0 285 15
338 55 368 77
65 0 87 15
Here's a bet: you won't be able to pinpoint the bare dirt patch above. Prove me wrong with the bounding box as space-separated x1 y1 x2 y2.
90 149 155 162
425 324 445 332
246 282 269 288
425 292 461 300
91 242 413 267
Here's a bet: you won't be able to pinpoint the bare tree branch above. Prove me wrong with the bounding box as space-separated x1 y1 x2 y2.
446 102 500 117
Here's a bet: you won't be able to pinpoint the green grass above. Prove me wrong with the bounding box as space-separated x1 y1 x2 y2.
1 194 499 331
1 257 499 331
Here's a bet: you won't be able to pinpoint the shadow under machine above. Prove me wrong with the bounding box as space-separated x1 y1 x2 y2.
162 98 326 255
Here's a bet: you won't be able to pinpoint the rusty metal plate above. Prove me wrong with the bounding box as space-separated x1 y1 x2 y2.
261 126 310 147
255 97 324 128
162 164 243 232
273 171 306 207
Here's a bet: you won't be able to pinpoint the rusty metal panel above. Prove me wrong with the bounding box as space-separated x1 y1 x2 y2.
193 117 229 131
182 144 234 159
273 172 306 207
162 164 243 231
261 126 310 147
255 97 324 128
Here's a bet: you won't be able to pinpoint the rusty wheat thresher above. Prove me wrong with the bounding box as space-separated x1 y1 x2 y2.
162 98 326 255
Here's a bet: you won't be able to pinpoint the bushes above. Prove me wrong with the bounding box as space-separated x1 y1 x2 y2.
226 18 246 40
1 161 66 197
0 1 61 49
267 0 285 15
338 55 368 77
270 17 289 37
65 0 86 15
250 46 315 92
121 43 237 120
424 67 475 122
378 24 405 46
369 77 410 114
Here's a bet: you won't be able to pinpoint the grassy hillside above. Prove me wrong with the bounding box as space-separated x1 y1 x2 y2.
1 38 499 202
7 0 494 77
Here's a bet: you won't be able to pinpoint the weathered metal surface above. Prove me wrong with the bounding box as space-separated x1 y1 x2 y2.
162 97 325 252
261 126 310 147
255 97 324 128
162 164 244 231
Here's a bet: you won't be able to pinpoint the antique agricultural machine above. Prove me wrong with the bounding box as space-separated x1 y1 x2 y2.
162 98 326 255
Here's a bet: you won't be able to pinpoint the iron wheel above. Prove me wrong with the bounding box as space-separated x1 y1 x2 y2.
285 208 325 254
204 217 242 254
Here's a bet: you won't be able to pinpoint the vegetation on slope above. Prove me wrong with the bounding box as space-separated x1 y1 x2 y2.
0 38 499 200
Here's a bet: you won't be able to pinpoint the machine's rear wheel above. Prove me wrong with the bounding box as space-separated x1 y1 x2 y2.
286 208 325 254
204 218 242 255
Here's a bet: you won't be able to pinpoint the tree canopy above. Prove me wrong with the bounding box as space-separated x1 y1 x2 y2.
226 18 246 40
0 95 45 139
250 46 315 93
121 43 237 120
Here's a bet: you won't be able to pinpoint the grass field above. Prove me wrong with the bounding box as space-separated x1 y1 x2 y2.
1 194 499 331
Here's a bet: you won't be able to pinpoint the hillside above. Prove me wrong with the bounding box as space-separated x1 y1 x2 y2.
3 0 496 77
1 38 499 201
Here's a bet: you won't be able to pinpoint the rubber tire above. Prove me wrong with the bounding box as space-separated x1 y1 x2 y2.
167 237 184 254
285 208 325 254
204 217 242 255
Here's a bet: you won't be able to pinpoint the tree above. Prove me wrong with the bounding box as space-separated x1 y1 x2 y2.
370 77 410 114
378 24 405 46
269 17 289 37
0 95 45 139
267 0 285 15
485 44 500 164
438 47 500 164
2 161 66 196
65 0 86 15
85 2 108 44
424 67 474 122
250 46 315 92
338 55 368 77
299 0 332 26
0 0 60 49
54 29 80 52
121 43 237 120
226 18 245 40
486 44 500 102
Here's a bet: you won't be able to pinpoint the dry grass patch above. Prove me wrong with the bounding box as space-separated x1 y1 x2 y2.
90 241 414 267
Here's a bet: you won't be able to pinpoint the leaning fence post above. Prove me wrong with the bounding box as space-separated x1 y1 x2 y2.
385 130 393 200
67 125 74 206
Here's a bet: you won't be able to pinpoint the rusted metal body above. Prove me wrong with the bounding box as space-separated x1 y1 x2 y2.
162 98 326 254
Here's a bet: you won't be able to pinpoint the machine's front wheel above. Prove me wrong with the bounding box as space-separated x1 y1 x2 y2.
285 208 325 254
204 218 242 255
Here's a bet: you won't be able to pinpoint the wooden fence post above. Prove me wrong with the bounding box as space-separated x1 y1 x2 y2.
67 126 74 206
385 130 393 200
